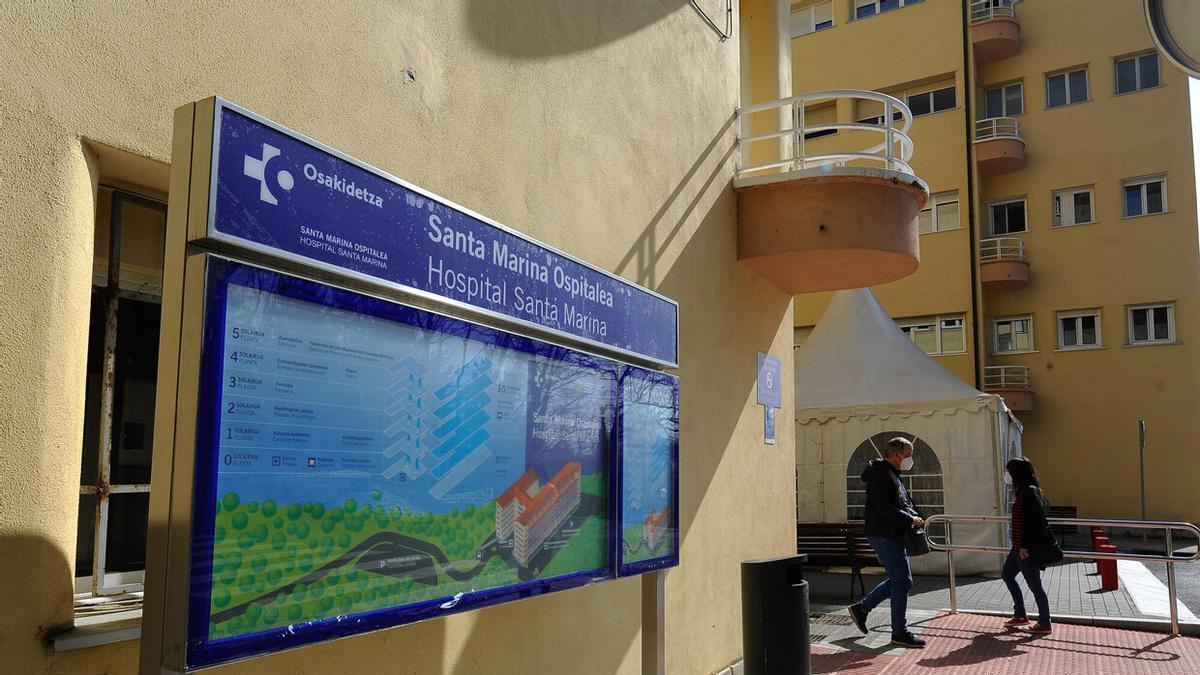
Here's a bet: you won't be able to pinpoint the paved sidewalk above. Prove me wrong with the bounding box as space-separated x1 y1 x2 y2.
809 612 1200 674
805 559 1196 626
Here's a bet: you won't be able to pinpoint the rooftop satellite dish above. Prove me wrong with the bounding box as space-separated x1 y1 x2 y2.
1146 0 1200 78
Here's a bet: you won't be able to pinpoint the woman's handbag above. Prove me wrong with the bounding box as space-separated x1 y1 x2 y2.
1030 539 1064 568
904 524 932 556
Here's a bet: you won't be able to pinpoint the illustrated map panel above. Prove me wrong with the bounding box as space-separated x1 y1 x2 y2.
200 268 615 645
619 372 679 571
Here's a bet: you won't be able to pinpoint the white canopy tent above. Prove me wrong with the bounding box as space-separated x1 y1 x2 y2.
795 289 1022 574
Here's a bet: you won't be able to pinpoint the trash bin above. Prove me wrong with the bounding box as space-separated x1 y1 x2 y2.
741 554 810 675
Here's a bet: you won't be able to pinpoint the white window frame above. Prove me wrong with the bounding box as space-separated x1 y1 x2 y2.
993 315 1034 354
988 197 1028 235
1115 52 1161 95
984 82 1024 118
790 2 834 37
854 0 921 20
898 314 967 355
1057 309 1102 350
1127 303 1176 344
1052 186 1095 227
1122 175 1167 217
907 85 956 117
918 191 961 234
1046 67 1089 108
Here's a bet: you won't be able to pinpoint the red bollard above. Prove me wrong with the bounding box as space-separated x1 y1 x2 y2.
1098 543 1119 590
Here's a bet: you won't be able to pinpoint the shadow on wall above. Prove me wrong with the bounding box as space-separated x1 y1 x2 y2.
464 0 690 59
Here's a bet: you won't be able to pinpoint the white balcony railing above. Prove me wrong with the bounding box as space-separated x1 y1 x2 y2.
974 116 1021 142
970 0 1016 24
736 89 917 179
983 365 1031 390
979 237 1026 263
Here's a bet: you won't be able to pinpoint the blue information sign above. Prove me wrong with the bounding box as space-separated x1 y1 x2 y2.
756 352 781 409
204 99 679 367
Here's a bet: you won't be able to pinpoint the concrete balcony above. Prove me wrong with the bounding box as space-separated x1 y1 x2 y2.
983 365 1033 412
974 117 1025 176
970 1 1020 64
979 237 1028 291
734 90 929 294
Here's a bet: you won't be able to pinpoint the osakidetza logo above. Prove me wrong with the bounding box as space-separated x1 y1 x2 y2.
242 142 384 209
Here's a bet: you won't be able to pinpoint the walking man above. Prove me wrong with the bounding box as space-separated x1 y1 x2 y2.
848 437 927 648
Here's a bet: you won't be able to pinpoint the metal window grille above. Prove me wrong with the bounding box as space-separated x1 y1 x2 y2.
77 188 167 596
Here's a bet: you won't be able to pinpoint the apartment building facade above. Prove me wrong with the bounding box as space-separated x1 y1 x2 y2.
790 0 1200 522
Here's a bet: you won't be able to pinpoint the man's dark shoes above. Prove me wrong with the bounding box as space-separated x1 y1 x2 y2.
890 632 926 648
848 604 869 635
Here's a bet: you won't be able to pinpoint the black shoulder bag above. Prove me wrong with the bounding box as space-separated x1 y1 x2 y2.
1027 489 1064 569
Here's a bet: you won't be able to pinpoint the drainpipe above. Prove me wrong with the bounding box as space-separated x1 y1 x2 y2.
962 0 983 390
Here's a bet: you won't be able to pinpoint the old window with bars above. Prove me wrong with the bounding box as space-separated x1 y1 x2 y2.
77 187 166 596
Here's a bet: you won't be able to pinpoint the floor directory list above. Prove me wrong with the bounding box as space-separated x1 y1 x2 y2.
202 277 613 641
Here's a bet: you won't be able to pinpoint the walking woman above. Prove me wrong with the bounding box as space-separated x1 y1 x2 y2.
1001 457 1060 634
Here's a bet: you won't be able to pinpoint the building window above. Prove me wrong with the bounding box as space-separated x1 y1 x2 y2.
1052 186 1094 227
984 82 1023 118
78 188 167 596
847 432 944 524
897 314 967 354
1046 67 1089 108
988 198 1027 235
918 191 961 234
907 86 956 117
855 0 922 19
994 316 1033 353
1123 176 1167 217
1058 310 1101 349
1115 52 1160 94
1128 303 1175 344
791 2 834 37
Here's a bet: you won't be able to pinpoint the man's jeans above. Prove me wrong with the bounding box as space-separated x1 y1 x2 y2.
860 535 913 637
1001 548 1051 625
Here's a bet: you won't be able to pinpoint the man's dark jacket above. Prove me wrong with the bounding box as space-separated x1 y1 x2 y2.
862 458 918 539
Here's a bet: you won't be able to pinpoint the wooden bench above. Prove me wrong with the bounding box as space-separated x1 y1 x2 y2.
796 522 879 599
1046 505 1079 547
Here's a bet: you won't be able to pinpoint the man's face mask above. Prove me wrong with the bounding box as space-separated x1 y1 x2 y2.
900 455 915 471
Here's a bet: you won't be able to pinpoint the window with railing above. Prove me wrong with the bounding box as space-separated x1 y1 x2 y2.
970 0 1015 23
918 191 961 234
1052 186 1094 227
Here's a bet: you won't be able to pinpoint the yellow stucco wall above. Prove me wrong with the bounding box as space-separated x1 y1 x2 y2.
0 3 796 673
790 0 1200 521
790 0 979 387
976 0 1200 521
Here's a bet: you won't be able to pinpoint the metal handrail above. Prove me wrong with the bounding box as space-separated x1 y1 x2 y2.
983 365 1031 389
737 89 917 178
925 513 1200 635
970 0 1016 24
975 116 1021 142
979 236 1025 262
